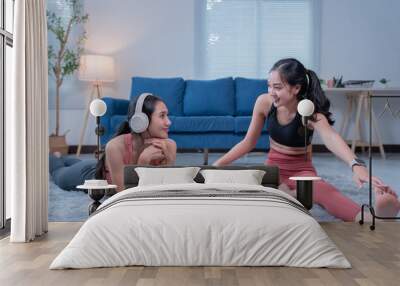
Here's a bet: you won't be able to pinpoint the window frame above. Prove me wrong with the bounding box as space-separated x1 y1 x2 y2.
0 0 14 232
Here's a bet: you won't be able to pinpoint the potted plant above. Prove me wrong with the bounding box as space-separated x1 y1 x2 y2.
47 0 88 154
379 78 390 88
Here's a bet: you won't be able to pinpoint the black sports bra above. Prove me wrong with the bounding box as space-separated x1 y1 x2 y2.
267 105 313 147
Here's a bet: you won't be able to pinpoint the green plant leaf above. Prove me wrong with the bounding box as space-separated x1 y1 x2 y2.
47 0 89 80
379 78 390 84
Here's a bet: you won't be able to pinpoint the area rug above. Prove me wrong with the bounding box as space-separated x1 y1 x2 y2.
49 153 388 222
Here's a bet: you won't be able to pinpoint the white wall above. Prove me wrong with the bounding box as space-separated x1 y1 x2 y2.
49 0 400 146
83 0 196 98
320 0 400 86
315 0 400 144
48 0 196 145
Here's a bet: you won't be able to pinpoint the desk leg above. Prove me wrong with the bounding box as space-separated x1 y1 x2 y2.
359 96 368 153
339 94 353 137
364 96 386 159
352 95 364 153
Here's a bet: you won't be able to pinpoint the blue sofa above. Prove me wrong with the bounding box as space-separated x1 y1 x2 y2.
101 77 270 158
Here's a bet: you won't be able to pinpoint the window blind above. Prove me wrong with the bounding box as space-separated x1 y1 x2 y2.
201 0 318 79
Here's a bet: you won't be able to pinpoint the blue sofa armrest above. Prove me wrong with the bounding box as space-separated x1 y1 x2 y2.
100 97 130 145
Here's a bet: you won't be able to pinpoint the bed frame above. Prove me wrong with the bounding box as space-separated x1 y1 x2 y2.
124 165 280 189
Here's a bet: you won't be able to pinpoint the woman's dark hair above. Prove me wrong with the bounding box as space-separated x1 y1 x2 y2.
95 94 164 179
270 58 334 125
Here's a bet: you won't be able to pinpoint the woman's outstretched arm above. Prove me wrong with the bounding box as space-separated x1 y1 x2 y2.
311 113 385 188
213 94 271 166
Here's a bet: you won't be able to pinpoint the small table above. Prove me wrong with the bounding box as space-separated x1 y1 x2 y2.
77 184 117 215
289 176 321 210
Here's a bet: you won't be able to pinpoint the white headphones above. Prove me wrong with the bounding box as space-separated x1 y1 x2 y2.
129 93 152 133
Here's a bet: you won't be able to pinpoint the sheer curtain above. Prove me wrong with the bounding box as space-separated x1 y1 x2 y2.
9 0 48 242
200 0 319 79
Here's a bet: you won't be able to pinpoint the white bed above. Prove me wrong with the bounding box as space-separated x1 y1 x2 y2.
50 180 350 269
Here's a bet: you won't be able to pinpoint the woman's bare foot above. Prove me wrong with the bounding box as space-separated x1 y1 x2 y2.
375 186 400 217
375 185 398 197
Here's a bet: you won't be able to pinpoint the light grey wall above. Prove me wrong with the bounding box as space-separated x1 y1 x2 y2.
83 0 196 99
48 0 196 144
319 0 400 86
48 0 400 145
315 0 400 144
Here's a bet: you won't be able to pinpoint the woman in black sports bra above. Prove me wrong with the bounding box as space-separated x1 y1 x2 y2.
214 58 399 222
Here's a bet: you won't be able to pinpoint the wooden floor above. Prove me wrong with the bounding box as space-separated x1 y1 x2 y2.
1 222 399 286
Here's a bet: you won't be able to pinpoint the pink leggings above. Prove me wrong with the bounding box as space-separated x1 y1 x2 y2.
266 149 361 221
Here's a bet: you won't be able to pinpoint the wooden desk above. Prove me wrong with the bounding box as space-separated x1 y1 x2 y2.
324 87 400 159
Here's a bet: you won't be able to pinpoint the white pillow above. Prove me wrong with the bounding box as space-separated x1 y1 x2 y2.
135 167 201 186
200 169 266 185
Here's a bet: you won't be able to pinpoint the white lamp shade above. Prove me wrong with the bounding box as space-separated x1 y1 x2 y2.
297 99 315 116
79 55 115 82
90 99 107 117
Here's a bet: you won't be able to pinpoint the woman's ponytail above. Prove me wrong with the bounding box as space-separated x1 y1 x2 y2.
306 69 335 125
115 120 132 136
94 120 133 179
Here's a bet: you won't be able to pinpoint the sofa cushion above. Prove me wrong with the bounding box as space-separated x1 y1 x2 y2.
169 116 234 133
110 115 127 133
108 115 236 135
183 77 235 116
169 133 270 150
130 77 185 116
102 97 130 116
235 116 268 133
235 77 268 115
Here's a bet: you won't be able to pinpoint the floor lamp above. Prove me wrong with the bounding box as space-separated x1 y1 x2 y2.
76 54 115 157
89 99 107 159
290 99 321 210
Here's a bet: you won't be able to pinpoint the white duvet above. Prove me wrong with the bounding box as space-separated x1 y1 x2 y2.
50 183 351 269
